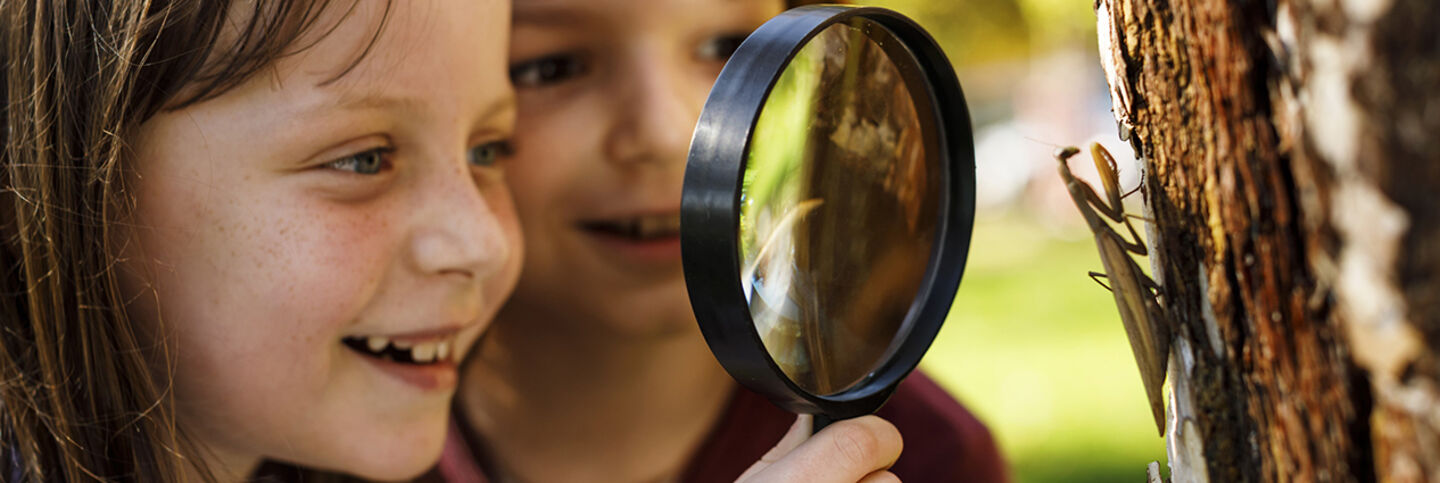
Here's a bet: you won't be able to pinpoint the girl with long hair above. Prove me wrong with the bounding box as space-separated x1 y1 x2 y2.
1 1 523 480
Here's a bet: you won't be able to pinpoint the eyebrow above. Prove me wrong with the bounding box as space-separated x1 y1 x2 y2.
326 91 427 113
513 0 753 28
302 90 516 132
511 4 590 27
474 96 518 126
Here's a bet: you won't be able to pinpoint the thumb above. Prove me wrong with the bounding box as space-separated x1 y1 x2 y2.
737 415 903 483
736 414 813 481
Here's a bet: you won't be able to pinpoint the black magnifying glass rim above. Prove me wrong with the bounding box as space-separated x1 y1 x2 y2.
681 5 975 419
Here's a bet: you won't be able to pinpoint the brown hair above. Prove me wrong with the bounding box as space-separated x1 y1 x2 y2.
0 1 383 481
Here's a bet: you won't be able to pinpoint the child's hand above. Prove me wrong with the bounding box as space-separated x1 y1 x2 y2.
736 414 903 483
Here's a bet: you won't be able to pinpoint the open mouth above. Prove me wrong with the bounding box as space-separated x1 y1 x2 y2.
579 213 681 242
341 335 454 365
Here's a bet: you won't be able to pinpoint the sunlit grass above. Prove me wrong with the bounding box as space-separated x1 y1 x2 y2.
919 213 1166 482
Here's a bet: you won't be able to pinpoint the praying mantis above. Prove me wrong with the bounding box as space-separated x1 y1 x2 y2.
1055 143 1171 436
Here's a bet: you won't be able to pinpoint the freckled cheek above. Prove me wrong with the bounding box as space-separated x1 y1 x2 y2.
272 208 396 327
203 205 392 355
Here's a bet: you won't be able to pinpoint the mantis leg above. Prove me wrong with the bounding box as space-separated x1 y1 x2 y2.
1076 178 1127 224
1091 221 1149 257
1088 271 1113 291
1113 216 1149 256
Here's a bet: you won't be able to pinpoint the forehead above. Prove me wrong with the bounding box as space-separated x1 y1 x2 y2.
512 0 776 26
265 0 511 109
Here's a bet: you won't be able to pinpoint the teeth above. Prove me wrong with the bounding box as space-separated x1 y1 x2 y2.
411 342 438 363
584 214 682 240
345 335 456 365
627 214 683 239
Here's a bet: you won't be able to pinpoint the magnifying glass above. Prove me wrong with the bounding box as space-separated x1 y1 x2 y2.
681 5 975 430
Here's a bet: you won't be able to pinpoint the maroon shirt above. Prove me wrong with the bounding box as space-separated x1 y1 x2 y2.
432 371 1007 482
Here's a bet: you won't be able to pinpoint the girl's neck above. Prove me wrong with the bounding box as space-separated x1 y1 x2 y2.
179 445 258 483
457 314 735 483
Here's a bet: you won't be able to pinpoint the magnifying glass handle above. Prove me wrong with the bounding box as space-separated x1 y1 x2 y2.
812 414 835 435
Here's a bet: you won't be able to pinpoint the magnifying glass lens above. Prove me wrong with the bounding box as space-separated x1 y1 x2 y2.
739 18 941 396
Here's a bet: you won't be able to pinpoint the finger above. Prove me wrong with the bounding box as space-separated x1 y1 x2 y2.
736 414 813 481
771 414 815 456
858 470 901 483
807 417 902 476
743 415 903 482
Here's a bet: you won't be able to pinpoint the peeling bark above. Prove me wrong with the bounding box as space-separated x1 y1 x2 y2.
1094 0 1440 480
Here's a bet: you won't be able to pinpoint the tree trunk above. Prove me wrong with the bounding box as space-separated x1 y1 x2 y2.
1093 0 1440 481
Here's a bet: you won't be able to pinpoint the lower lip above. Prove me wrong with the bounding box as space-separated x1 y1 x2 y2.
584 231 683 263
353 351 458 391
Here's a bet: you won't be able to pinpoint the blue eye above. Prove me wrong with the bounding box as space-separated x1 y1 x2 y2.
697 33 749 62
327 147 392 175
510 54 588 88
468 140 514 167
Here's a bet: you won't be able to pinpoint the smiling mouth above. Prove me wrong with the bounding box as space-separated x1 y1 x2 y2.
579 213 681 241
341 335 454 365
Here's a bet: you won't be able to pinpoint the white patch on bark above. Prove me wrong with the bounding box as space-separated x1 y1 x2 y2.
1297 0 1418 384
1147 461 1165 483
1140 153 1168 295
1342 0 1395 24
1374 378 1440 479
1166 338 1210 483
1302 0 1396 171
1333 183 1418 381
1275 2 1298 61
1095 0 1135 136
1303 37 1365 169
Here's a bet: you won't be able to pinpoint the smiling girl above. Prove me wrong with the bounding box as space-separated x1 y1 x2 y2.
2 1 522 480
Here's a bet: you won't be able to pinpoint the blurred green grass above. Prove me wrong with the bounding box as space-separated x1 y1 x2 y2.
918 213 1166 482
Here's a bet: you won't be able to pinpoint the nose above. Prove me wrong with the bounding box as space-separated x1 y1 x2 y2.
603 49 702 167
407 163 514 282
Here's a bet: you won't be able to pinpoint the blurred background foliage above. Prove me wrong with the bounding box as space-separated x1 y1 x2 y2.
842 0 1168 481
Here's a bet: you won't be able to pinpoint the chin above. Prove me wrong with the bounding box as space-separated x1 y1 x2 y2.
346 459 437 482
600 301 699 339
332 444 443 480
320 413 450 480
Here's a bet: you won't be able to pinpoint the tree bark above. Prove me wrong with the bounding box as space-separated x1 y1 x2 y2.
1093 0 1440 481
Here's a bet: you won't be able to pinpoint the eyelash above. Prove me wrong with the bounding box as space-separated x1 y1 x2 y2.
696 33 749 62
510 53 588 88
468 140 514 167
507 31 751 89
326 147 394 175
324 140 512 175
